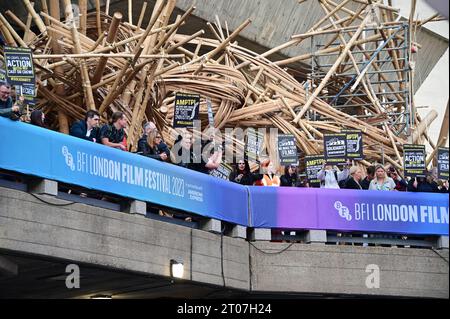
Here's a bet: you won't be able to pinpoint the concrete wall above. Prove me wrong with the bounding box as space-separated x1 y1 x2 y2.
250 242 449 298
0 186 448 298
0 186 250 291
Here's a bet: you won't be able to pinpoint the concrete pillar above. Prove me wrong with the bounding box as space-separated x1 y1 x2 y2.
249 228 271 241
229 225 247 239
126 200 146 216
200 218 222 234
306 230 327 244
29 179 58 196
437 236 449 249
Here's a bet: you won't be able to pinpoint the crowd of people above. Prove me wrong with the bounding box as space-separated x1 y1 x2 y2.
230 159 448 193
1 81 448 194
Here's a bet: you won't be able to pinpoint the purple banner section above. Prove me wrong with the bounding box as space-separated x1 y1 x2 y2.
249 187 449 235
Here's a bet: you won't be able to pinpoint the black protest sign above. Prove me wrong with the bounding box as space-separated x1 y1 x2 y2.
342 129 363 160
20 83 35 106
437 147 449 180
173 92 200 128
4 46 35 86
0 67 6 82
305 155 325 187
209 163 233 180
403 144 426 178
323 133 347 165
246 129 264 161
206 98 214 128
278 134 298 165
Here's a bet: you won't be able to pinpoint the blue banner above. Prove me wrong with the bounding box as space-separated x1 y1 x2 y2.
1 117 448 235
0 117 248 226
248 187 449 235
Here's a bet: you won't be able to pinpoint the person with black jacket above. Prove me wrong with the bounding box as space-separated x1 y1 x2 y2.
137 121 157 154
99 111 127 150
70 110 100 142
140 130 169 161
344 166 363 190
173 132 220 174
360 165 375 190
280 165 299 187
407 173 440 193
229 160 262 185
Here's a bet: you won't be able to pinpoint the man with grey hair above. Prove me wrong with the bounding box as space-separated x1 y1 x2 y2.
0 82 24 120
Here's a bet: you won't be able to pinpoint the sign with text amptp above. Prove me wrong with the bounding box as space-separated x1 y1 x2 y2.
173 92 200 128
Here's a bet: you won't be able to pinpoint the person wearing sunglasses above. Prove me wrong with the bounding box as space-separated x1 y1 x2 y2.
140 130 169 161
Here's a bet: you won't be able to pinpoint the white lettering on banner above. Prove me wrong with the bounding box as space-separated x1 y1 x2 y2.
69 149 183 198
350 203 448 225
7 59 32 68
186 183 204 202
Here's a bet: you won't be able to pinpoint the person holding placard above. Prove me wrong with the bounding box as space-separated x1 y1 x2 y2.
317 161 350 189
407 171 440 193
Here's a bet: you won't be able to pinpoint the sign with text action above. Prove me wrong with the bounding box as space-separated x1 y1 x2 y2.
404 144 426 178
4 46 35 86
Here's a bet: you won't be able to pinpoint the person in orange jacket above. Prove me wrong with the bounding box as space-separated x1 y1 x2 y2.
260 159 281 187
